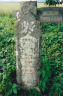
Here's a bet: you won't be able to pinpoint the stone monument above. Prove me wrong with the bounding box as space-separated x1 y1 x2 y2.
15 0 42 92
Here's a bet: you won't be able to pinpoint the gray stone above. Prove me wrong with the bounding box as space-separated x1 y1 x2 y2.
15 1 42 91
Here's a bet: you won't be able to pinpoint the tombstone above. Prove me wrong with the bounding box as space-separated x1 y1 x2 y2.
15 0 42 92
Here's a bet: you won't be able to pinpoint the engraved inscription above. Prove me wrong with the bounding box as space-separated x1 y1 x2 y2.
21 21 35 34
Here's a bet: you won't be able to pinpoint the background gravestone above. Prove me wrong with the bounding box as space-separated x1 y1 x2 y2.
15 1 42 91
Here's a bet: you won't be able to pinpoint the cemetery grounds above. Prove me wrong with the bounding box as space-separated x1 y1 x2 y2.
0 3 63 96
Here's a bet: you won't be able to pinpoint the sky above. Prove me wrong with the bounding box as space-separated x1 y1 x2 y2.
0 0 46 3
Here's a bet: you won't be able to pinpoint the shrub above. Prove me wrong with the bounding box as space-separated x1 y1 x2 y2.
39 22 63 96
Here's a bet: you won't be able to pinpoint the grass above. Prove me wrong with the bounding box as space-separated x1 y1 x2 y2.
0 3 20 14
0 3 63 14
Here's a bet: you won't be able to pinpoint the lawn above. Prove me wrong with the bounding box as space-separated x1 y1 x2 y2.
0 3 63 14
0 3 20 14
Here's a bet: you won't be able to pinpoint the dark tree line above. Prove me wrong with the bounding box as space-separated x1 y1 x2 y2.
45 0 63 6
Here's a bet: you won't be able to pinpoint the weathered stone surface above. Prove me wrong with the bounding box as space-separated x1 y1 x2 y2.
37 7 63 24
42 17 50 23
51 16 62 23
15 1 42 91
43 11 58 15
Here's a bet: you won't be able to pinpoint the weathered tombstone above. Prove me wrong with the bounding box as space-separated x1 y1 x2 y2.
15 0 42 92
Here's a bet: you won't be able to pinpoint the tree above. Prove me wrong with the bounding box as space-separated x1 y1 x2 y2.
45 0 59 6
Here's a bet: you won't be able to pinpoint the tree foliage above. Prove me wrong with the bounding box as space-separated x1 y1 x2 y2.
45 0 59 6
